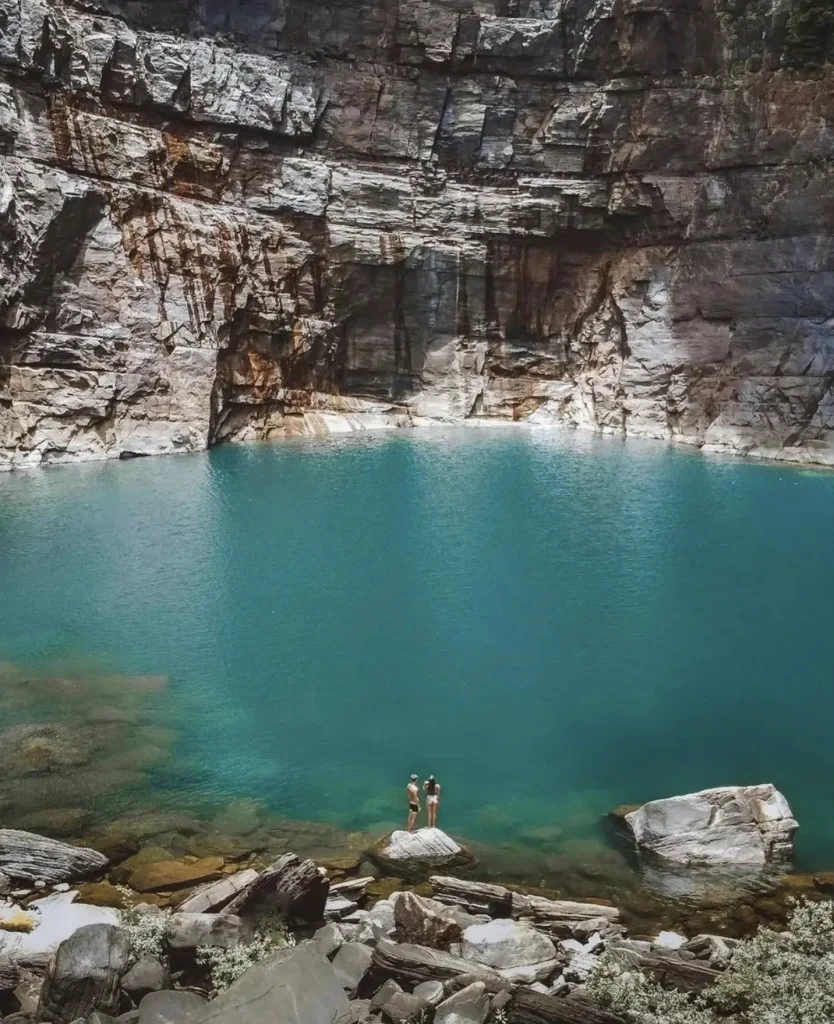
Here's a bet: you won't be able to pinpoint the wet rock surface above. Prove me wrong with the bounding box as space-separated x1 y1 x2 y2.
0 0 833 469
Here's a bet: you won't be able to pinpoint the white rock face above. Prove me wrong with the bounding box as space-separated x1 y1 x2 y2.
0 901 119 958
379 829 462 862
460 918 557 970
624 785 798 867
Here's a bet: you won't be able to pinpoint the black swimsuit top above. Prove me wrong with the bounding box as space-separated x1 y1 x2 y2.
426 780 438 795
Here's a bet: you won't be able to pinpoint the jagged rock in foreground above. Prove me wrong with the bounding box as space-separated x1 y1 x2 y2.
1 0 834 469
622 785 798 867
189 946 351 1024
0 830 108 884
221 852 329 926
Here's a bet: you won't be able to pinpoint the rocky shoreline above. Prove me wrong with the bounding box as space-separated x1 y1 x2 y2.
0 784 832 1024
0 824 759 1024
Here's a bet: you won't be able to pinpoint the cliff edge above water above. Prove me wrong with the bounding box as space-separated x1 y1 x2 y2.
1 0 833 467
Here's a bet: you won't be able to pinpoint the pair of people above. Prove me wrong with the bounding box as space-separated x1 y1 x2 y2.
406 773 441 831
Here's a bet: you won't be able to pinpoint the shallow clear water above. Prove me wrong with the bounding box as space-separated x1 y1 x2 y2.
1 428 833 880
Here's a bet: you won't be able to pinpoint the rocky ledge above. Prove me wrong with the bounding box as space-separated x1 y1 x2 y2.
1 0 834 469
0 785 820 1024
0 825 748 1024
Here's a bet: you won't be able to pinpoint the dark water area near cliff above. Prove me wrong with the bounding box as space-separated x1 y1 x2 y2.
1 428 833 913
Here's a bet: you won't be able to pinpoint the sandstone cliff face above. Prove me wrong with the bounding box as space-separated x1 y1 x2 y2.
1 0 833 468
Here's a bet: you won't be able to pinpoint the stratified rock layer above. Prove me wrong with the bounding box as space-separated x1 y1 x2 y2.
1 0 834 467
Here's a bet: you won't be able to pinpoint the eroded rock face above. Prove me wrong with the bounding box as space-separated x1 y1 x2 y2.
1 0 833 468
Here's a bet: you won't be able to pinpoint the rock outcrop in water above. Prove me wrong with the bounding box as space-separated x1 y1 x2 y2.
622 784 798 868
1 0 834 468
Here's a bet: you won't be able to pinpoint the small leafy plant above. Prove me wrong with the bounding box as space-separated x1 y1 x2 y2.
117 885 172 962
196 911 295 991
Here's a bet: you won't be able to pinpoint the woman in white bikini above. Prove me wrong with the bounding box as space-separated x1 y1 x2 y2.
424 775 441 828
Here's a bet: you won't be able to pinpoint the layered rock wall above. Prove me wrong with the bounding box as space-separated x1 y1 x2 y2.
1 0 833 467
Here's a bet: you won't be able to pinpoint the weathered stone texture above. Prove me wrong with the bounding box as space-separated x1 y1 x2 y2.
1 0 833 467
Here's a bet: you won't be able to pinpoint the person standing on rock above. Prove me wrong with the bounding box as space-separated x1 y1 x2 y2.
406 774 421 831
424 774 441 828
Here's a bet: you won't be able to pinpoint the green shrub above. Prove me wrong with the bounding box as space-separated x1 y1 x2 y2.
117 886 172 962
588 898 834 1024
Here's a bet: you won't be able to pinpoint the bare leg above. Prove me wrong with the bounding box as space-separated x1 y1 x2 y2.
428 803 436 828
407 809 417 832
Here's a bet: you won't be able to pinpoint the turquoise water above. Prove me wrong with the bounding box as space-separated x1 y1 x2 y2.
1 428 833 877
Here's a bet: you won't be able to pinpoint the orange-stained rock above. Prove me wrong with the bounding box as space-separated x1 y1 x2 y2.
128 857 224 893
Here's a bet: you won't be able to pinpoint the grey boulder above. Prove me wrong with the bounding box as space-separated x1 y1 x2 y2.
380 991 429 1023
138 991 207 1024
460 919 556 970
412 980 445 1005
313 922 344 959
177 871 259 914
190 946 350 1024
120 957 170 1000
369 978 403 1011
356 900 396 946
331 942 374 994
623 785 798 867
434 982 490 1024
38 924 130 1024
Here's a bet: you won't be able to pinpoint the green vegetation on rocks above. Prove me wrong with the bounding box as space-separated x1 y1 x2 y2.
588 897 834 1024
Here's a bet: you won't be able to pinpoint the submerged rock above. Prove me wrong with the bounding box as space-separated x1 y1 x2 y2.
127 857 224 893
623 785 798 868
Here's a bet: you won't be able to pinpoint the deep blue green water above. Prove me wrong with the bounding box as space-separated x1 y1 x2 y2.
1 428 833 880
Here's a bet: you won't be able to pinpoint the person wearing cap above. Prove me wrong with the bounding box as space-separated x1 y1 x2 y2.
406 774 420 832
424 775 441 828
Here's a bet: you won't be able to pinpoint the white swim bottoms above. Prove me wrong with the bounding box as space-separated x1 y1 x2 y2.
427 795 439 805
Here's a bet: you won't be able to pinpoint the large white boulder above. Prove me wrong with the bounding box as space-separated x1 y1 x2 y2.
371 829 471 877
623 784 797 867
460 918 556 970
